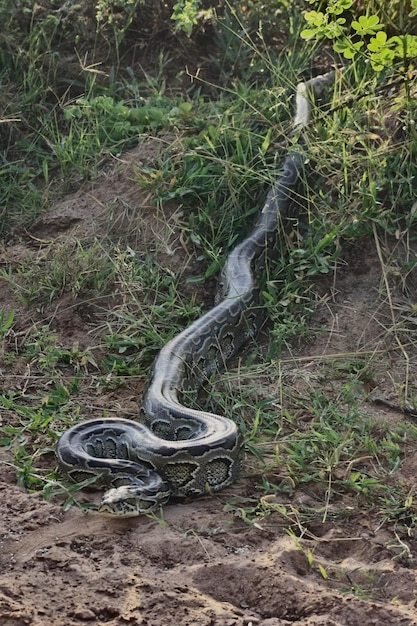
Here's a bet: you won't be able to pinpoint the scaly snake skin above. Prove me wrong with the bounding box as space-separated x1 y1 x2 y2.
56 72 335 517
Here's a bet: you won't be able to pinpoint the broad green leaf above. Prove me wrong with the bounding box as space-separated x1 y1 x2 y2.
300 28 321 40
304 10 327 26
352 14 383 36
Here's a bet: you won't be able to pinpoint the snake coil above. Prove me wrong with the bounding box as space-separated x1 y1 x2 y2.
56 72 335 517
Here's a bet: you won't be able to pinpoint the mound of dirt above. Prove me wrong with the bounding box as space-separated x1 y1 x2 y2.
1 481 417 626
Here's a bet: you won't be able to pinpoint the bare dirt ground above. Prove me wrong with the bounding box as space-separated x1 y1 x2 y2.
2 141 417 626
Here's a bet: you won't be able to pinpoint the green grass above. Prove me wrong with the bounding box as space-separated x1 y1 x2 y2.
1 0 417 574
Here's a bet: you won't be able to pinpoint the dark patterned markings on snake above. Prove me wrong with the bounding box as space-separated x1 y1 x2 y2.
56 74 335 517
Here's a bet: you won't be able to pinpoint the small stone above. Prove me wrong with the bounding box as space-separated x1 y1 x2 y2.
73 608 96 621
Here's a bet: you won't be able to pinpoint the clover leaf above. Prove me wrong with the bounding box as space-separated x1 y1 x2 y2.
351 15 383 36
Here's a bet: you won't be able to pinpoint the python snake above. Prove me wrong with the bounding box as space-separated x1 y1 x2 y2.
56 72 335 517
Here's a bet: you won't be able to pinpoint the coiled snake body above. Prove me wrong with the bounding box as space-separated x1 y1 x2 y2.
56 73 334 516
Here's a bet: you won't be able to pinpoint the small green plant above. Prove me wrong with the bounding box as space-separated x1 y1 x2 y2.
171 0 200 35
95 0 146 43
94 0 210 39
301 0 417 70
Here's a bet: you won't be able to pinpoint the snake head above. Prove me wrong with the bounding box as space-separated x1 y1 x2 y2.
98 483 171 518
